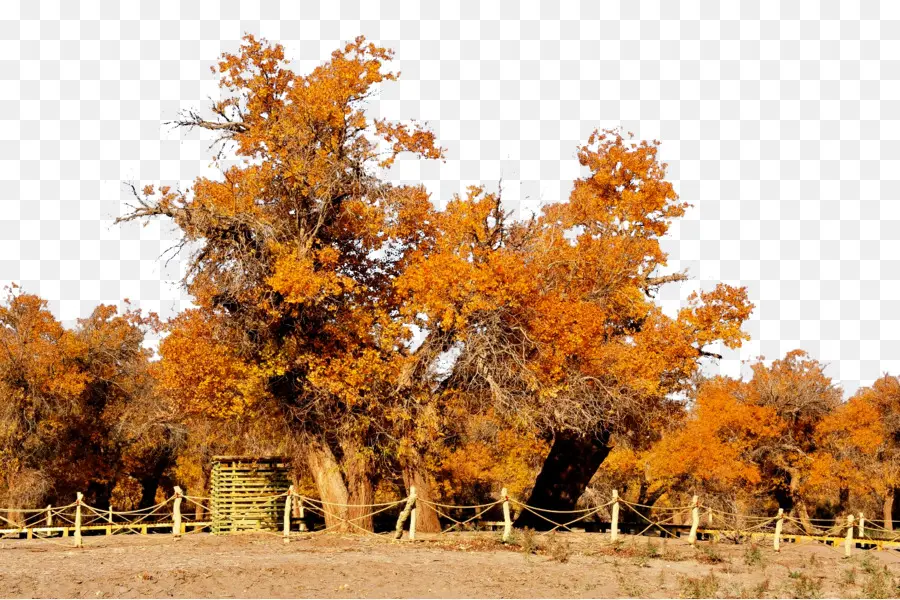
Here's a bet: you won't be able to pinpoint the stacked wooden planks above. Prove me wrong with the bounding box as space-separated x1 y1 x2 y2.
210 456 291 534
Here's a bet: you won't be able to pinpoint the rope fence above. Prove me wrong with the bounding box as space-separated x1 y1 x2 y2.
3 485 900 557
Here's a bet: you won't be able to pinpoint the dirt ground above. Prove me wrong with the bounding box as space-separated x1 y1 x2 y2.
1 530 900 598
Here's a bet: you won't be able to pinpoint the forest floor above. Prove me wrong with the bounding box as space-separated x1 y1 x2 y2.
1 530 900 598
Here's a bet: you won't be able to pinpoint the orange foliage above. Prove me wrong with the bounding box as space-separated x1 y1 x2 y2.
648 378 782 492
646 350 842 520
813 375 900 500
0 287 163 508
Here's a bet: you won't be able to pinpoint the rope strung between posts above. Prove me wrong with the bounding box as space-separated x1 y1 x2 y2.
301 497 406 536
509 499 615 515
617 499 682 539
416 498 502 534
2 487 896 561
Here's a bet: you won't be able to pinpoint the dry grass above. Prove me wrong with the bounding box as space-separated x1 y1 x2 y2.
676 572 720 598
1 531 900 598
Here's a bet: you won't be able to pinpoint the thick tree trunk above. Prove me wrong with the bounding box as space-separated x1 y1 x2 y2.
193 474 207 521
340 438 376 532
137 455 170 509
884 488 895 531
305 437 350 530
139 475 161 509
513 429 612 530
401 453 442 533
834 486 850 526
632 480 665 520
86 481 111 510
788 469 814 534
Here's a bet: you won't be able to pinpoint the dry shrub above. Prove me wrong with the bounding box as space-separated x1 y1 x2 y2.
676 572 720 598
743 543 764 567
696 542 726 564
518 527 537 554
544 532 571 563
861 565 898 599
617 572 647 597
788 573 823 599
2 469 51 524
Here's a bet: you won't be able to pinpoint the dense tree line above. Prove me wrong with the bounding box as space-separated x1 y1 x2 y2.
0 36 891 531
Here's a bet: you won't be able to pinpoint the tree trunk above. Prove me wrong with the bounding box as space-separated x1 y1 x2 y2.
401 452 442 533
193 474 207 521
139 475 161 509
513 429 612 530
291 474 302 519
632 480 665 520
834 486 850 526
137 455 170 509
305 437 350 530
86 481 112 510
884 488 895 531
788 469 814 534
340 438 376 532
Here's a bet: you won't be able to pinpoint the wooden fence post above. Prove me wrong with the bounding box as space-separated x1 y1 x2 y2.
283 486 294 543
172 486 183 539
409 486 418 540
394 486 417 540
74 492 83 548
501 487 512 543
45 505 52 528
688 496 700 545
610 489 620 542
844 514 855 558
774 508 784 552
858 512 865 538
298 495 307 532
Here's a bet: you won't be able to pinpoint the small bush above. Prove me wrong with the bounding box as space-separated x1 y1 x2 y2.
677 573 720 599
861 569 898 599
752 578 770 598
644 537 661 558
697 543 726 564
545 533 570 563
841 567 857 586
789 574 823 599
859 554 880 575
743 543 764 567
616 573 646 598
519 527 537 555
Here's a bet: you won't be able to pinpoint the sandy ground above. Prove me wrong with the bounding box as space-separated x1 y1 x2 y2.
1 530 900 598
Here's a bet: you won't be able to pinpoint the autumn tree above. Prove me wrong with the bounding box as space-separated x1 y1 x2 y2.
646 350 841 530
814 375 900 529
0 287 167 514
123 36 753 531
0 289 88 512
67 302 175 509
393 134 754 528
121 35 446 531
645 377 783 509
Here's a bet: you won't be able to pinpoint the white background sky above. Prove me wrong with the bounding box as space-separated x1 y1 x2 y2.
0 1 897 396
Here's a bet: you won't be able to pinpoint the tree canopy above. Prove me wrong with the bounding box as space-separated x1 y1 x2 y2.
1 35 897 535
